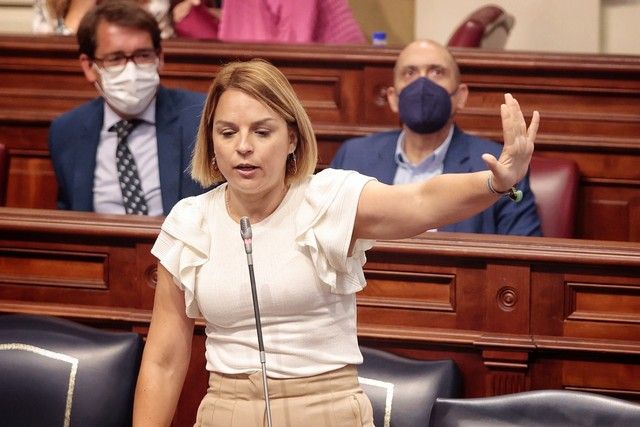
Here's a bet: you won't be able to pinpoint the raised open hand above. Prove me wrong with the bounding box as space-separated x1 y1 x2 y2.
481 93 540 192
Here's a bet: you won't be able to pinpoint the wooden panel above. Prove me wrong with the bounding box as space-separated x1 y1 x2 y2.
530 356 640 402
563 359 640 395
0 248 106 289
2 36 640 240
359 268 456 312
6 155 56 209
0 118 56 208
567 282 640 324
2 208 640 420
361 65 397 125
484 264 531 334
580 184 637 241
0 208 162 309
359 249 486 331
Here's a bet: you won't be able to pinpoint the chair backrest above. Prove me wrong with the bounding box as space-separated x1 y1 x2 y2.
358 346 461 427
0 143 8 205
429 389 640 427
529 156 580 238
0 314 143 427
447 4 515 49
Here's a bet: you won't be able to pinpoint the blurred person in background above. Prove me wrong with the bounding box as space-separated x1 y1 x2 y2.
171 0 364 43
48 0 206 215
33 0 174 38
331 39 542 236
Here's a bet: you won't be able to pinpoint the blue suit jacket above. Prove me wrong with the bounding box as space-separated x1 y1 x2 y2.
49 86 207 215
330 127 542 236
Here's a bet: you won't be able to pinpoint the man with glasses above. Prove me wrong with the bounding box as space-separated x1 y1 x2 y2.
331 39 542 236
49 0 207 216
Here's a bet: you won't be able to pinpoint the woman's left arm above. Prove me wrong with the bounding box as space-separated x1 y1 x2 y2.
353 93 540 241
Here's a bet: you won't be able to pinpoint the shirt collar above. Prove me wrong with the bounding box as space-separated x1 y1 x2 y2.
103 97 157 130
394 126 454 170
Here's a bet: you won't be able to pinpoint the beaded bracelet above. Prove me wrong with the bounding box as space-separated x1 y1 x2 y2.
487 175 523 202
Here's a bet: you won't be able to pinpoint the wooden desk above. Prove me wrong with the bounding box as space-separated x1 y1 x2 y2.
1 207 639 424
1 35 640 238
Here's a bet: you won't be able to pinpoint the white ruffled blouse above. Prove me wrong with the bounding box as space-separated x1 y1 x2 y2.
151 169 375 377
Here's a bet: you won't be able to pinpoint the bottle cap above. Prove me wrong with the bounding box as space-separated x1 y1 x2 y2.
372 31 387 45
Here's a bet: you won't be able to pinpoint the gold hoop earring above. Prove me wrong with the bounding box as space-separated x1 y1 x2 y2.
287 152 297 175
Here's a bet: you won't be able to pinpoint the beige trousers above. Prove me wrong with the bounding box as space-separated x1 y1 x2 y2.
194 365 374 427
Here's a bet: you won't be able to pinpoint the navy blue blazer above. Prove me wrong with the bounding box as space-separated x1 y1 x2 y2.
330 127 542 236
49 86 207 215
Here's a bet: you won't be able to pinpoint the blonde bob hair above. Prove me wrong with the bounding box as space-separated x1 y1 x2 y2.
191 59 318 187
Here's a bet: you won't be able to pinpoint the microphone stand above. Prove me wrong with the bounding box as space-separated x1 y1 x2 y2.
240 217 273 427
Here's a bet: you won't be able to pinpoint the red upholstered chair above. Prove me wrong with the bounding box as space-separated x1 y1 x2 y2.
447 4 515 49
529 156 580 238
0 143 8 205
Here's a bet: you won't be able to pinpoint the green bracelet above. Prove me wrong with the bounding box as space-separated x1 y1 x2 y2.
487 175 523 203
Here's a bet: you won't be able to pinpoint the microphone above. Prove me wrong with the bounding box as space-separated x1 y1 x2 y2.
240 216 253 259
239 217 273 427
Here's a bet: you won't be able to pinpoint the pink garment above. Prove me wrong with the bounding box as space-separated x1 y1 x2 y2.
218 0 365 44
174 3 219 39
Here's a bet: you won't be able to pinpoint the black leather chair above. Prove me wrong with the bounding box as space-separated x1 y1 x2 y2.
0 314 143 427
429 389 640 427
358 346 461 427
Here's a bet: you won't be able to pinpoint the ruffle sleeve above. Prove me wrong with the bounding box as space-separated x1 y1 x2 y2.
151 196 210 318
294 169 375 295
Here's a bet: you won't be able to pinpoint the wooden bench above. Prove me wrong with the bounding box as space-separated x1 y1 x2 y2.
2 207 640 424
1 35 640 241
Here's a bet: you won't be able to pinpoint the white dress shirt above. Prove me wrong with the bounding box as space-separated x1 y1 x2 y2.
93 101 163 216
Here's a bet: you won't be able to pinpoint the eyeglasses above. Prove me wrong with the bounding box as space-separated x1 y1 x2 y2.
93 49 159 74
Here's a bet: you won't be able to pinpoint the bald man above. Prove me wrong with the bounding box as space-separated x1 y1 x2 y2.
331 40 542 236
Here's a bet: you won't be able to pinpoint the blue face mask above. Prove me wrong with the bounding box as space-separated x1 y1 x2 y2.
398 77 453 134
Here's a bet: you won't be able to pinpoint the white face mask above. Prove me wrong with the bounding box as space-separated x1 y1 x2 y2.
94 61 160 116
